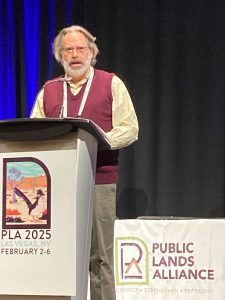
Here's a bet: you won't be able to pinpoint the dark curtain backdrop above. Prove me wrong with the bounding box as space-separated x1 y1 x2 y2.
1 0 225 218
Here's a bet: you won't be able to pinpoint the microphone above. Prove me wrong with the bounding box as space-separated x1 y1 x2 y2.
42 77 69 118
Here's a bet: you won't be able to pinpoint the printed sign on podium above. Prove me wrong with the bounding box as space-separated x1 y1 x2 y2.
0 146 78 295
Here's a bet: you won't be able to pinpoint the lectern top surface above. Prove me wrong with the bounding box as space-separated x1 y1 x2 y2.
0 118 111 150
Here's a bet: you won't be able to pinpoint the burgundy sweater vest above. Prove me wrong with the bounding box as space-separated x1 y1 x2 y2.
43 69 119 184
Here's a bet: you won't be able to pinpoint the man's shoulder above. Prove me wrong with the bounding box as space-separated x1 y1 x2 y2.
43 76 65 89
94 68 115 79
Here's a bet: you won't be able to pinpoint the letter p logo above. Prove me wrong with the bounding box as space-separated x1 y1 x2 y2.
114 237 149 285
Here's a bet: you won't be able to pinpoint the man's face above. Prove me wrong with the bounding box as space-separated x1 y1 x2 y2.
61 31 93 79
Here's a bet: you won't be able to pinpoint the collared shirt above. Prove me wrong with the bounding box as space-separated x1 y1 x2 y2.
30 69 139 150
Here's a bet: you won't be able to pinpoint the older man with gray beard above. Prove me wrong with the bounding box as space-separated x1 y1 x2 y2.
31 25 139 300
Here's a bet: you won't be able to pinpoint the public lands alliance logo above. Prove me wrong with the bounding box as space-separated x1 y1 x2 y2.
2 157 51 229
115 237 215 286
115 237 149 285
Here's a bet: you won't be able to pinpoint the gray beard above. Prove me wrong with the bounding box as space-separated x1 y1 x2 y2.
62 60 90 79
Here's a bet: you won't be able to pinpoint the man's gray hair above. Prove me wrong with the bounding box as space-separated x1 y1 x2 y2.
53 25 99 66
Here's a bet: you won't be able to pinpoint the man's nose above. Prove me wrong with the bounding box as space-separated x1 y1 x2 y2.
71 48 78 56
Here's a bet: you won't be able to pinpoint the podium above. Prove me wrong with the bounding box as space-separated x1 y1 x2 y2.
0 118 110 300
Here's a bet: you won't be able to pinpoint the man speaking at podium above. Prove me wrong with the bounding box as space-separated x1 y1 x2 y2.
30 25 138 300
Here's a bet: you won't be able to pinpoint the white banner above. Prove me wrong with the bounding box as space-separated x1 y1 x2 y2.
114 219 225 300
0 149 77 296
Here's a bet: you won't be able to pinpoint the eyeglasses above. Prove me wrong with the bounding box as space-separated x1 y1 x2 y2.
62 46 90 55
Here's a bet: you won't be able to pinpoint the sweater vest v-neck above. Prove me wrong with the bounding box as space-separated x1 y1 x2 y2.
43 68 119 184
